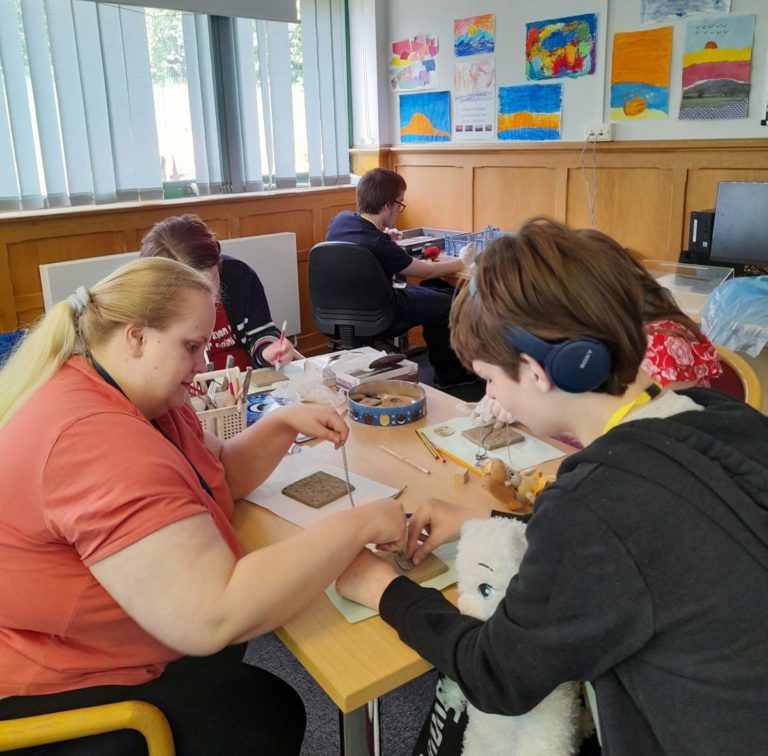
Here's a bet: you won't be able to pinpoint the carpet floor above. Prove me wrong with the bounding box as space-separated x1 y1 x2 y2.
245 633 437 755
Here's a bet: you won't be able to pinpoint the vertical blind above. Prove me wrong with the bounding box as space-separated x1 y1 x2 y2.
0 0 350 212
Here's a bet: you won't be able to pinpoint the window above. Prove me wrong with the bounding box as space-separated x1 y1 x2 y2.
0 0 349 211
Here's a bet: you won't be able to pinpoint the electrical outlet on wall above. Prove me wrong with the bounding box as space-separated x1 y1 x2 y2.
585 123 612 141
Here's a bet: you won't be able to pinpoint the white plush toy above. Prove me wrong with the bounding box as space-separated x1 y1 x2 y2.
456 517 584 756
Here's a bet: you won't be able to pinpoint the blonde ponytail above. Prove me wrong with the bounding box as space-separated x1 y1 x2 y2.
0 257 213 427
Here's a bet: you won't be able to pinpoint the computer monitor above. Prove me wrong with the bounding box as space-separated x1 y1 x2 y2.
710 182 768 267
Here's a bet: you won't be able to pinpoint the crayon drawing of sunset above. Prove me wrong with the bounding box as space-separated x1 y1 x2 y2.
679 15 754 120
454 14 495 57
497 84 562 141
611 27 672 121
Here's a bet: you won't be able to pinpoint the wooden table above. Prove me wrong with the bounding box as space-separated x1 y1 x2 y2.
232 384 569 753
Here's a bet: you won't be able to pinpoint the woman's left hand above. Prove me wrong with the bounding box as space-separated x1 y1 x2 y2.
336 548 399 609
279 404 349 448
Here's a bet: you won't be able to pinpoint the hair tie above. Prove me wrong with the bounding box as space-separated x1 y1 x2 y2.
67 285 91 315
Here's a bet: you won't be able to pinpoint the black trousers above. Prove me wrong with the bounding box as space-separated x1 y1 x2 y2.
391 280 468 383
0 644 305 755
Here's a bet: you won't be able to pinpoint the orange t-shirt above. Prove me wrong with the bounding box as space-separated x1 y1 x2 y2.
0 357 242 696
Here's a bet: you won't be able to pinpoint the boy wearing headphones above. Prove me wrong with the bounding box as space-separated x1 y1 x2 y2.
337 218 768 755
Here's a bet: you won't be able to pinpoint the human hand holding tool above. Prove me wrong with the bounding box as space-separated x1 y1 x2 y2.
385 227 403 241
459 241 476 268
406 497 492 566
265 320 291 369
472 394 516 428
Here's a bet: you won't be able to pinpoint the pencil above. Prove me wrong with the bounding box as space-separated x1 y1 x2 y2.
423 431 447 463
276 320 287 369
432 445 482 477
378 444 431 475
414 429 445 462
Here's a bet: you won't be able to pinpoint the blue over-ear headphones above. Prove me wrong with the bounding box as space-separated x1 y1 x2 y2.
506 325 612 393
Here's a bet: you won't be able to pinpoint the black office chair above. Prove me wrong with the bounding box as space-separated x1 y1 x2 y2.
308 242 408 351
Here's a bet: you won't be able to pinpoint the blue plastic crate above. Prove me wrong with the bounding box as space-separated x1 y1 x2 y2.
443 226 514 256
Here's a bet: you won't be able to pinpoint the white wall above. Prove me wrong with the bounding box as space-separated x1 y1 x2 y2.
351 0 768 145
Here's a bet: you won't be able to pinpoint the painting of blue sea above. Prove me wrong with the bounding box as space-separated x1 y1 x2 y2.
498 84 562 141
454 14 495 57
641 0 730 24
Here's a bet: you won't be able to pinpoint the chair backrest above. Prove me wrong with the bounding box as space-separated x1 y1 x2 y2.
308 242 397 344
0 700 175 755
710 344 762 411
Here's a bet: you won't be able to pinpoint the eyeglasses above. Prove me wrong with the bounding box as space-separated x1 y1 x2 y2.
394 200 406 214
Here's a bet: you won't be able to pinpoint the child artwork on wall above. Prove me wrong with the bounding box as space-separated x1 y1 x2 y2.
389 35 439 91
679 15 755 120
641 0 731 25
399 91 451 143
497 83 562 141
525 13 597 80
611 27 673 121
454 14 495 58
453 57 496 141
764 48 768 125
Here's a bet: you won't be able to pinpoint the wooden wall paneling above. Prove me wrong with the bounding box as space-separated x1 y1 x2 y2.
395 165 465 232
349 147 391 175
566 167 681 260
0 187 357 333
239 209 315 251
0 245 18 333
667 168 690 259
473 166 562 230
8 231 132 326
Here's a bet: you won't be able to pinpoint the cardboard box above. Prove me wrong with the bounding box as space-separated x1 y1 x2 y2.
300 347 420 390
334 356 419 390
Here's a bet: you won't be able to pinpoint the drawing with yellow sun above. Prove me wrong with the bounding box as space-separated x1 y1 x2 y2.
454 13 494 57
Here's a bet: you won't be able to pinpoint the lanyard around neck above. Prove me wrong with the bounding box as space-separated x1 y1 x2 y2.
602 383 662 435
91 360 215 500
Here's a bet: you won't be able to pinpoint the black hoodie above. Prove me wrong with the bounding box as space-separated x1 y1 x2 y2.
381 390 768 755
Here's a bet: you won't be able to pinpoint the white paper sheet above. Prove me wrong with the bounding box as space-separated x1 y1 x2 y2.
243 447 398 527
325 541 459 623
421 416 564 472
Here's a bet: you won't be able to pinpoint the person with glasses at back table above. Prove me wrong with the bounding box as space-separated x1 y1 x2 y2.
326 168 478 389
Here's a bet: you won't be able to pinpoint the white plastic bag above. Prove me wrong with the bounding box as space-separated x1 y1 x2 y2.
701 277 768 357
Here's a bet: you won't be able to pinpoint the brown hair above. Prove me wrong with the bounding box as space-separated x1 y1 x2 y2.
576 228 703 339
450 217 648 396
139 214 221 271
356 168 407 214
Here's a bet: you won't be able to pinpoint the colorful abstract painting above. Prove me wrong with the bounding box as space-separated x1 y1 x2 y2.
453 58 496 141
389 35 439 91
611 27 673 121
525 14 597 80
399 91 451 143
680 15 755 120
641 0 730 25
454 14 495 58
497 84 562 141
